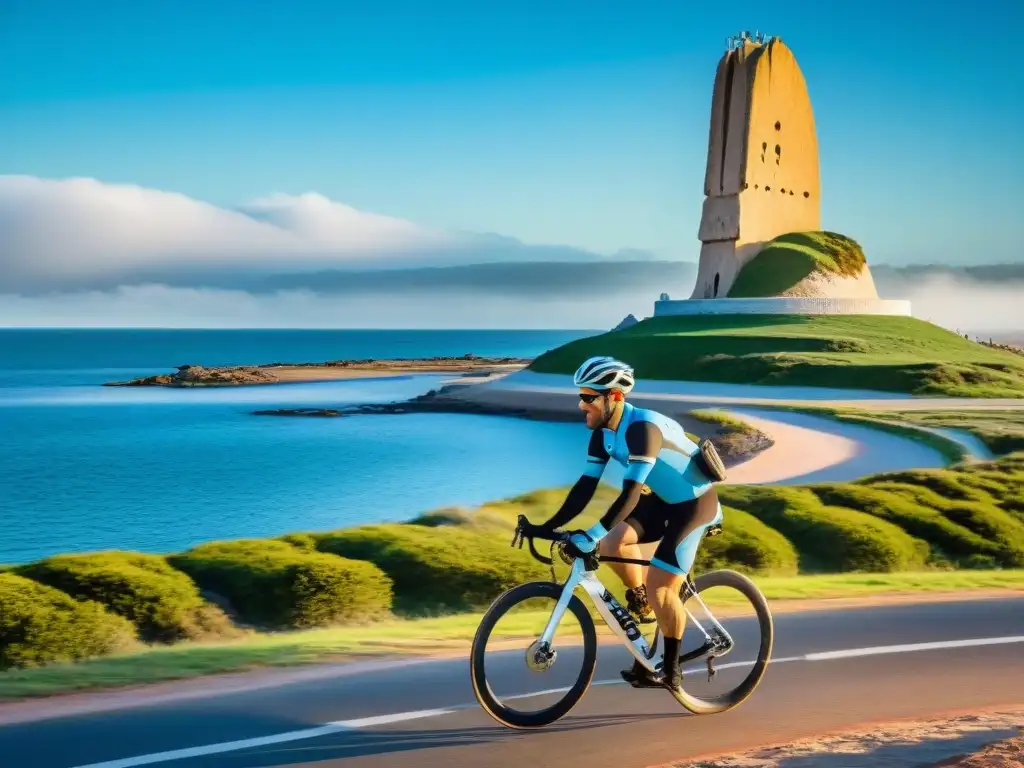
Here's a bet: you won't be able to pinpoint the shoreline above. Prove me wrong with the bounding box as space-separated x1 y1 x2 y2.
250 380 777 468
102 355 532 387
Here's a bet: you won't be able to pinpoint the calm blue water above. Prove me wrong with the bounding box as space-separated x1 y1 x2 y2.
0 329 600 565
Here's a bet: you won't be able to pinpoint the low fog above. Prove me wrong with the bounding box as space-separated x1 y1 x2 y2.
0 176 631 294
0 176 1020 334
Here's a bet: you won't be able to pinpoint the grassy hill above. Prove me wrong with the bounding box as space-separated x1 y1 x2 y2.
527 314 1024 398
728 231 868 298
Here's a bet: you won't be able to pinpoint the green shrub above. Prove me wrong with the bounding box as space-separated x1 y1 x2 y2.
0 573 136 671
808 484 1002 567
1003 491 1024 517
693 506 799 576
865 482 1024 567
14 551 235 643
717 486 928 573
860 469 992 503
314 524 550 615
168 539 393 630
277 533 318 551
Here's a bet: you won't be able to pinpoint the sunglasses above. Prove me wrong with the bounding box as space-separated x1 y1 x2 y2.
579 392 606 404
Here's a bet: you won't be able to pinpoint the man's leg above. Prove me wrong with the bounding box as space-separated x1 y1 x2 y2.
612 495 667 688
648 490 723 697
597 522 645 594
599 493 659 623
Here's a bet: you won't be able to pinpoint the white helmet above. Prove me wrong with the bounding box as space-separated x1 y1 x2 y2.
573 356 635 394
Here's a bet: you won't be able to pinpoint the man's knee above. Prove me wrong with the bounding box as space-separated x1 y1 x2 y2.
646 562 684 602
598 522 636 556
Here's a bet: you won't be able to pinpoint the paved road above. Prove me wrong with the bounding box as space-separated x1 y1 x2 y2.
3 597 1023 768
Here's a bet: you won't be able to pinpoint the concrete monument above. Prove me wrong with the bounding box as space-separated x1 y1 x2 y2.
654 31 909 317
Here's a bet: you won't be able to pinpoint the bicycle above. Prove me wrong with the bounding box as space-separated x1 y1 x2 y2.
469 514 774 729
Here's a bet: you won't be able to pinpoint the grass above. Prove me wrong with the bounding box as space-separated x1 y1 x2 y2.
527 313 1024 398
690 408 761 435
2 569 1021 700
728 231 867 298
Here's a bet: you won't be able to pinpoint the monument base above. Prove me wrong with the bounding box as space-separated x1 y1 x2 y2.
653 297 912 317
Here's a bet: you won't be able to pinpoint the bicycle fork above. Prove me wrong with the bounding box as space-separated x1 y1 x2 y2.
537 560 662 674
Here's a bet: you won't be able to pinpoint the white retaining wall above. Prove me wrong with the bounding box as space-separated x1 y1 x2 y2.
653 297 913 316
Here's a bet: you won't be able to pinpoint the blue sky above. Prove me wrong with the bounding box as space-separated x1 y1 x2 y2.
1 0 1022 266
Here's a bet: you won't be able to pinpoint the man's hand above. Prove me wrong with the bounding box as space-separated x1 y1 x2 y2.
562 530 597 560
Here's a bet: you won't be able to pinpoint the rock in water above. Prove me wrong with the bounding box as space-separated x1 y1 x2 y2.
105 364 279 387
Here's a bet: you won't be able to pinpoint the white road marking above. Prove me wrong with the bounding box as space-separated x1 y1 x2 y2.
326 707 466 729
804 635 1024 661
69 634 1024 768
69 724 352 768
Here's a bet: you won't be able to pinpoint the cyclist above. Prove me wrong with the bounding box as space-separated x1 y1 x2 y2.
522 355 726 700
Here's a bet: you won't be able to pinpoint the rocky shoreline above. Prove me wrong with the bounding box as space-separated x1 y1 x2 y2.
252 384 775 467
103 355 533 387
100 350 773 465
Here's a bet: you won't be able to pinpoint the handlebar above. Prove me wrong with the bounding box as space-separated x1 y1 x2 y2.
511 514 606 575
510 514 567 565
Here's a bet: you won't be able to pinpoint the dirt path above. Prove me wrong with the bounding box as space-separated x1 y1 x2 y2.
658 705 1024 768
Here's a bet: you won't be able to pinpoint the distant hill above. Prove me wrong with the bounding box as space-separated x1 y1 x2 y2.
234 259 1020 298
231 260 700 297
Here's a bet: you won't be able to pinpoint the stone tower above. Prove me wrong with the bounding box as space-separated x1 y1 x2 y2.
691 33 822 300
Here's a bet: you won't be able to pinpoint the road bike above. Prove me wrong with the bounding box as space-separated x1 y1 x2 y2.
469 514 774 729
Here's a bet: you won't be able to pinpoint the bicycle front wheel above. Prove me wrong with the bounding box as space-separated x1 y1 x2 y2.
673 568 774 715
470 581 597 729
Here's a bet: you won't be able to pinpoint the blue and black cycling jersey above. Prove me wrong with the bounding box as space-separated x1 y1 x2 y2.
581 401 715 503
543 401 722 575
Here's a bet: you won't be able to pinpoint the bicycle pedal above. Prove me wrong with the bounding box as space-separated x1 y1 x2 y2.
620 669 663 689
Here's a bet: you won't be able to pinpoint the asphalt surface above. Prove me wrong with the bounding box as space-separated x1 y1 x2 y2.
2 597 1023 768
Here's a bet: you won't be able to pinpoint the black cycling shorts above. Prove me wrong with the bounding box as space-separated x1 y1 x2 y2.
624 486 722 576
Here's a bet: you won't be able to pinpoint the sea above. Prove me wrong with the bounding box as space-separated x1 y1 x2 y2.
0 328 601 566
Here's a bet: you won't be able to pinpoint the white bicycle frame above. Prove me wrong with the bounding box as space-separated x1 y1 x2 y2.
537 556 736 673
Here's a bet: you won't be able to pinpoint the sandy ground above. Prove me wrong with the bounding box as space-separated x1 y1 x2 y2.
268 362 527 382
656 705 1024 768
440 375 953 484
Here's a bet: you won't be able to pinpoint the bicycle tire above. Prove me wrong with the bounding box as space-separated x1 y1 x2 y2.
470 581 597 728
673 568 774 715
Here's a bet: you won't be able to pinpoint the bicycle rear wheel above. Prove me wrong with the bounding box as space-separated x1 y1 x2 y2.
672 568 774 715
470 581 597 728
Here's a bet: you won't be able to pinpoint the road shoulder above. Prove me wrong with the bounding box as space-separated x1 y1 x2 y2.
655 704 1024 768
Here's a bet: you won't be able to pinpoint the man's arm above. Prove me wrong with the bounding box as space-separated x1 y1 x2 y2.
541 430 609 530
580 420 662 544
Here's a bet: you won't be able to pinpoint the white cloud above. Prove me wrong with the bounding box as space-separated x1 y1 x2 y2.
0 175 611 292
0 284 657 330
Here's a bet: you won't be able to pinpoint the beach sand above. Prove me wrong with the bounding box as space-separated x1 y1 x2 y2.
103 359 530 387
437 381 867 486
268 361 527 382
